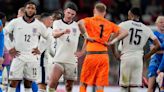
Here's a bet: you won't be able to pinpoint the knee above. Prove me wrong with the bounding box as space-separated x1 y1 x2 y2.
10 80 20 87
24 80 32 88
65 81 73 91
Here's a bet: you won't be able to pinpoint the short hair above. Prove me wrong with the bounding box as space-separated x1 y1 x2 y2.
52 10 62 20
130 7 141 17
40 13 51 19
24 1 37 8
155 16 164 24
64 1 78 12
0 12 6 19
94 2 106 13
19 7 25 12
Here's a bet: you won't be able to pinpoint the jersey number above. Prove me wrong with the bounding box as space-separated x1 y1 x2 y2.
129 28 142 45
24 34 31 42
99 24 104 38
66 36 70 42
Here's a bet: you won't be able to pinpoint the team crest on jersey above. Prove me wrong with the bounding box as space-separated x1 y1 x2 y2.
32 28 37 36
72 28 76 36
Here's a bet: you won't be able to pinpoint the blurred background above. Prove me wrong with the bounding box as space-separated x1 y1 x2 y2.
0 0 163 87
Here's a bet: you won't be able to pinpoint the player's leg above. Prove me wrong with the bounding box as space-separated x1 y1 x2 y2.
79 82 87 92
37 53 47 92
147 55 160 92
24 60 40 92
8 58 24 92
48 63 64 92
65 80 74 92
95 54 109 92
147 76 156 92
38 83 46 92
119 56 131 92
24 79 33 92
64 63 77 92
96 86 104 92
147 65 159 92
8 80 21 92
0 57 4 70
130 56 143 92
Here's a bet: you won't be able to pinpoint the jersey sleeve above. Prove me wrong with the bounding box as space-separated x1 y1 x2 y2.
4 19 16 50
147 27 157 40
82 18 90 30
53 20 60 30
111 22 120 33
4 19 16 34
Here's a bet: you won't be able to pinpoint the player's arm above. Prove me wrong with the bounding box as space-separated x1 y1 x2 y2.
75 39 87 58
35 23 53 54
144 31 160 61
107 27 128 45
78 20 94 42
52 29 70 38
4 19 20 57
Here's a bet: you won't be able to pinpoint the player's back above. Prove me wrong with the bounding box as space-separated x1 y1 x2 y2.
119 20 153 55
83 15 120 51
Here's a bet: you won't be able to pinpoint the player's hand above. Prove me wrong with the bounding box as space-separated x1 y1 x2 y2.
63 29 71 34
74 51 85 58
143 54 151 61
114 52 121 61
104 42 112 46
85 37 95 42
157 70 161 75
9 48 20 58
32 47 41 55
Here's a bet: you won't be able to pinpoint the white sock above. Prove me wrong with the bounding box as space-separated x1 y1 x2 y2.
38 89 46 92
120 87 128 92
24 88 32 92
130 88 138 92
7 87 16 92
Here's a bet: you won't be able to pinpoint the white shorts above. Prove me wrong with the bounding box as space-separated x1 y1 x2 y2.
9 57 40 81
55 62 77 81
119 55 143 87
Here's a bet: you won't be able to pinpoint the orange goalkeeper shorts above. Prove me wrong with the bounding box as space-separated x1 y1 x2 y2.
80 53 109 86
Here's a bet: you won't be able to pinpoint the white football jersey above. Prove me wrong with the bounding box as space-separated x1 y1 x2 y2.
119 20 156 56
4 17 50 61
52 19 80 64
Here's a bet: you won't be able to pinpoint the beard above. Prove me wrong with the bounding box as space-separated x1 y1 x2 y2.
25 12 35 18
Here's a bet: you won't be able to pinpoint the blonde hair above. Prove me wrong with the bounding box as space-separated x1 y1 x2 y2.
155 16 164 24
94 2 106 13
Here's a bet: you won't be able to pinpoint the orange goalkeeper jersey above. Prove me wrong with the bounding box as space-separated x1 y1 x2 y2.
83 15 120 51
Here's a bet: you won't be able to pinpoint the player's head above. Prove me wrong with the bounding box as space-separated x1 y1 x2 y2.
63 1 78 22
40 13 53 28
24 1 37 18
93 2 106 17
17 7 25 18
128 7 141 20
0 12 6 26
52 10 62 21
155 16 164 32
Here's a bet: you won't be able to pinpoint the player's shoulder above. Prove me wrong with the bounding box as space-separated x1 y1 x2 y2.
9 17 22 23
53 19 62 25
